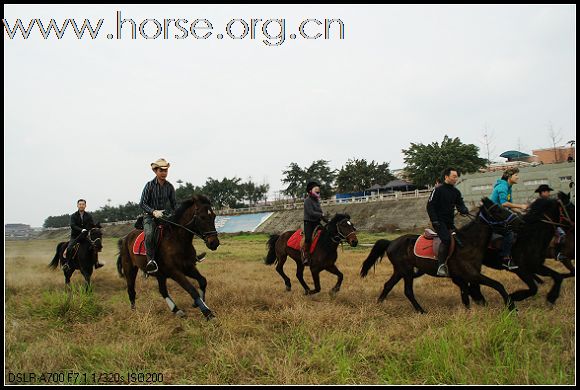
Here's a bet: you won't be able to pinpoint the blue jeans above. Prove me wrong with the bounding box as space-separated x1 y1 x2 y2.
499 230 514 258
143 214 157 260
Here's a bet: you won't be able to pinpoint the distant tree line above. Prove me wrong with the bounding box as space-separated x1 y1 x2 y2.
44 135 486 228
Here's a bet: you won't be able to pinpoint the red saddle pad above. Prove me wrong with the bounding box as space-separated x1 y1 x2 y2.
133 231 147 255
287 228 322 253
413 235 438 260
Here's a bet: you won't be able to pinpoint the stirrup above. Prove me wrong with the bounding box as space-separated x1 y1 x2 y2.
502 258 518 270
436 263 449 277
146 260 159 274
556 253 568 262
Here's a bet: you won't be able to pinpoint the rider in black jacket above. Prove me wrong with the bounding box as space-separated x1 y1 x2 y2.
62 199 103 272
426 168 469 277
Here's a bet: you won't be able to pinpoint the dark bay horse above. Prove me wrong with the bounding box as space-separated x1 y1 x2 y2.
468 195 574 305
360 198 522 313
48 224 103 290
265 214 358 295
117 195 220 320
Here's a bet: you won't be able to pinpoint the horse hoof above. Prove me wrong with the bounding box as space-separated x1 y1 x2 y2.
203 310 215 321
285 286 291 292
175 310 186 318
131 304 136 310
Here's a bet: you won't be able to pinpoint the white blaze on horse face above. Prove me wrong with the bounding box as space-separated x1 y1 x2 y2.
347 221 352 226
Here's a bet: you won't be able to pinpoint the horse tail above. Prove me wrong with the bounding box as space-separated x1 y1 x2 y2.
48 243 62 269
360 239 391 277
116 238 125 277
264 234 280 265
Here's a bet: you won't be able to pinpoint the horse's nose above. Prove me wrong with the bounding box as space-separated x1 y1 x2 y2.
351 239 358 247
206 237 220 251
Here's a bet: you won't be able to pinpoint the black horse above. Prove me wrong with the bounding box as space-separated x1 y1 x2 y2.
360 198 523 313
468 196 574 305
117 195 220 320
265 214 358 295
49 224 103 290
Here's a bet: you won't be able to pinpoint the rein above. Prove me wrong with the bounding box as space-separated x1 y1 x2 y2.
159 215 217 241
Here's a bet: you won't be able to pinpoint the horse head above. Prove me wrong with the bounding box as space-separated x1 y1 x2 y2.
557 191 575 225
173 194 220 251
328 213 358 247
478 197 524 229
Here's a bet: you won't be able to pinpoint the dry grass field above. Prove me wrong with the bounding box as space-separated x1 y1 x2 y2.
5 233 576 384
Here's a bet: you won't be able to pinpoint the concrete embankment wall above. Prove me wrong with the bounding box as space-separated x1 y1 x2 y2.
255 197 438 234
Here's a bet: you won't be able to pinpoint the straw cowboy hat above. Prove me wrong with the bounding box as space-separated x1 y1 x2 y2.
151 158 170 170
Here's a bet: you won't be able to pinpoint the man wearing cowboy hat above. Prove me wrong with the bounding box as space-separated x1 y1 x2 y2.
534 184 554 200
534 184 568 261
140 158 177 273
302 181 329 266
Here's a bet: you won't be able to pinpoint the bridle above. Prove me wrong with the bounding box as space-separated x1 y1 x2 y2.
329 218 357 244
87 227 102 250
478 203 520 227
159 207 218 242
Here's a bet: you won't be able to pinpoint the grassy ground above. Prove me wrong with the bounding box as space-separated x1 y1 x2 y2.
4 233 575 384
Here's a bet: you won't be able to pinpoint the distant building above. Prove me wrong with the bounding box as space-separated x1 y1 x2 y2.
5 223 38 239
531 146 575 164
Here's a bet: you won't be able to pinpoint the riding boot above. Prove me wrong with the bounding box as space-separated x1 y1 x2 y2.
453 232 464 248
436 242 450 277
301 242 311 266
62 249 73 272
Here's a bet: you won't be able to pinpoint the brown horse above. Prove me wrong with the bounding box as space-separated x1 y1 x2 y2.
545 191 575 277
360 198 523 313
117 195 220 320
48 224 103 290
265 214 358 295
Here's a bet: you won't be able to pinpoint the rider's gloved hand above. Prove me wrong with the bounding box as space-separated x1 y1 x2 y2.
81 229 88 234
152 210 164 219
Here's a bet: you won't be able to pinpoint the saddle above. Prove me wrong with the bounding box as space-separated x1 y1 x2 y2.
133 225 165 255
287 226 322 253
413 229 456 260
134 216 144 230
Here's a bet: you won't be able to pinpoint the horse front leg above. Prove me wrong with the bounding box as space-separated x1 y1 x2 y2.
171 271 214 320
536 264 565 304
326 264 343 295
185 266 207 306
306 266 322 295
157 276 185 317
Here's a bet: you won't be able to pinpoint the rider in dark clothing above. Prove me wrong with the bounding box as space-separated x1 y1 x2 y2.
302 181 329 266
426 168 469 277
62 199 103 272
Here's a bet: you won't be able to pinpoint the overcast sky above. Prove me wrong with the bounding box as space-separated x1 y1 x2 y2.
4 4 576 227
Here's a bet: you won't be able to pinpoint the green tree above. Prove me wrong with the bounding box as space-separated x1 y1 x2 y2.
335 159 395 193
175 182 203 203
43 214 70 228
241 180 270 206
402 135 487 187
281 160 336 199
203 177 244 209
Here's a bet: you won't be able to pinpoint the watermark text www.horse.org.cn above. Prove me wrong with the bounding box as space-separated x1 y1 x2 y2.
3 10 345 46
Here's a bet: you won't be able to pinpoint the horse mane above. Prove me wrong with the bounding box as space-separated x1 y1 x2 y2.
172 194 212 222
329 213 350 224
523 198 559 223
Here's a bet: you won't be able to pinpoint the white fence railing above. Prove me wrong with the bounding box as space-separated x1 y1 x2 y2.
216 189 432 216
